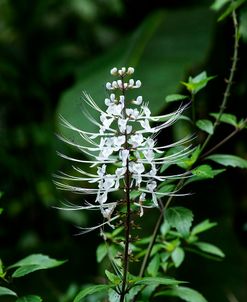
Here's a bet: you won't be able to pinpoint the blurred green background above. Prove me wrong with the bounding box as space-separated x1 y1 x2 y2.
1 0 247 301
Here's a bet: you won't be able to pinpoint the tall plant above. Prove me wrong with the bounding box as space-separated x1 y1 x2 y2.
55 3 247 302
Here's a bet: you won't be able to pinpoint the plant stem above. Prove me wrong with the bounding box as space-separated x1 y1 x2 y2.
137 179 185 279
201 8 239 153
120 75 131 302
120 161 131 302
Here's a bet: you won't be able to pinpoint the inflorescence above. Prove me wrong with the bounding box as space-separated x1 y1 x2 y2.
55 67 191 232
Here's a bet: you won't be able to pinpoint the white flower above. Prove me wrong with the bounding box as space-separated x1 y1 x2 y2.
56 66 190 230
128 133 144 148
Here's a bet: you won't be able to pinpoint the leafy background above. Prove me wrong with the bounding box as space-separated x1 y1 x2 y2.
1 0 247 301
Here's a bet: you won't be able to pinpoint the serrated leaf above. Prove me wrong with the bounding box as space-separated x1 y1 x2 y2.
165 94 189 103
210 113 238 127
9 254 66 278
171 247 185 268
191 220 217 236
147 254 160 277
96 244 107 263
181 71 215 94
196 119 214 134
218 0 247 21
73 284 111 302
165 207 194 237
192 165 214 179
185 168 225 185
0 286 17 297
157 184 176 195
156 286 208 302
135 276 183 286
178 146 201 169
193 242 225 257
207 154 247 168
16 295 43 302
105 270 121 285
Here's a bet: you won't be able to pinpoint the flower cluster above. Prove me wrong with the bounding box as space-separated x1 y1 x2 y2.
55 67 190 230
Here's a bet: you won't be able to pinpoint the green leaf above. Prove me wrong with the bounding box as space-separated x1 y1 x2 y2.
191 220 217 236
211 0 230 11
192 165 214 179
178 146 201 169
156 286 208 302
105 270 121 285
171 247 185 268
196 119 214 134
210 113 238 127
165 94 189 103
207 154 247 168
135 277 183 286
157 184 176 195
165 207 194 237
147 254 160 277
0 286 17 297
218 0 247 21
160 220 170 236
9 254 66 278
96 244 107 263
193 242 225 258
73 284 112 302
181 71 215 94
58 7 215 142
16 295 43 302
108 288 120 302
0 208 3 215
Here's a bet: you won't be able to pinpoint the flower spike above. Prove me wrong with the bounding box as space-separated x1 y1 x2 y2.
56 67 190 230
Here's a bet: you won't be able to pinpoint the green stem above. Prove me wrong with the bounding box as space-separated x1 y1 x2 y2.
120 75 131 302
201 8 239 153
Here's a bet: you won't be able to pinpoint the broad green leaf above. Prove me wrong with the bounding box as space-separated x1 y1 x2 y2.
96 243 107 263
178 146 201 169
156 286 207 302
210 113 238 127
9 254 66 278
191 220 217 236
165 94 189 103
165 207 194 237
185 168 225 185
211 0 230 11
105 270 121 285
0 286 17 297
218 0 247 21
108 288 120 302
193 242 225 257
57 7 215 142
135 276 183 286
181 71 215 94
171 247 185 268
160 220 170 236
207 154 247 168
157 184 176 195
73 284 112 302
192 165 214 179
147 254 160 277
196 119 214 134
16 295 43 302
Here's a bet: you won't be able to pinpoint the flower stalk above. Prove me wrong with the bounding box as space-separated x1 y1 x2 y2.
55 66 190 300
